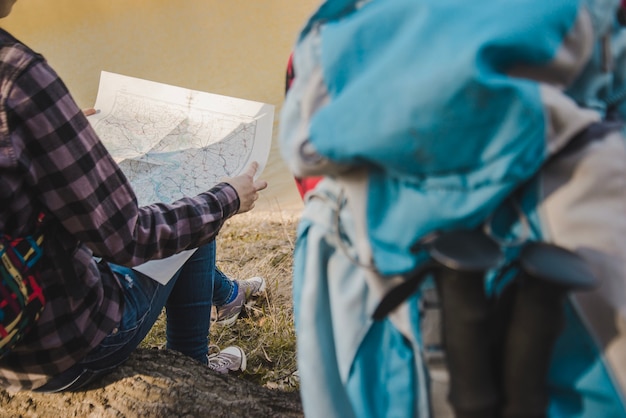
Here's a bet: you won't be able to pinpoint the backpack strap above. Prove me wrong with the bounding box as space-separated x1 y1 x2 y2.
0 212 47 357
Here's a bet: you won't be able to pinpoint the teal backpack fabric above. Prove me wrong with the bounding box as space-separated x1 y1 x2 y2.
280 0 626 416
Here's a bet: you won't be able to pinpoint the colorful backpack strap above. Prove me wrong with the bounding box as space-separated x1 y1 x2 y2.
0 212 47 357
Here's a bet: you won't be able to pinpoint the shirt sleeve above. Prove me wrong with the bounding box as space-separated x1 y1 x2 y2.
8 56 240 266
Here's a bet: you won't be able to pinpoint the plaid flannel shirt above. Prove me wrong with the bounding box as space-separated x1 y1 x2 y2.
0 28 240 391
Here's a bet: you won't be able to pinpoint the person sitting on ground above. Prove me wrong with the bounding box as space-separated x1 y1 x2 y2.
0 0 268 392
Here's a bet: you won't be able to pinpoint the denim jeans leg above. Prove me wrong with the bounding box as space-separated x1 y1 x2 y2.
34 262 177 393
212 266 236 306
166 242 215 364
35 243 215 392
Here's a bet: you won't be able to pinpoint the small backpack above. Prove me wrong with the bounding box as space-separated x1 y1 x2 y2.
0 212 46 358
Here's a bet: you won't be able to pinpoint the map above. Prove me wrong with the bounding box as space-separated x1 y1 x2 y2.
88 71 274 283
89 71 273 206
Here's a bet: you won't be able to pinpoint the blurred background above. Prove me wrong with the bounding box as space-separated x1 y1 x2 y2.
2 0 319 213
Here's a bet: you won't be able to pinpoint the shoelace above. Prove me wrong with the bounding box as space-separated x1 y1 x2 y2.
207 353 233 370
207 345 231 369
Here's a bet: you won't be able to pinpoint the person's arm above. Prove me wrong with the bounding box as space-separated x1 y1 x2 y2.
9 57 251 266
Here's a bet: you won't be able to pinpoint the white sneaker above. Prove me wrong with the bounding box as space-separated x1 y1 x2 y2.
213 276 266 327
207 345 247 374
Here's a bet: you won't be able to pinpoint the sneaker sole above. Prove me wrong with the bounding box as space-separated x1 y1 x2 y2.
213 312 240 328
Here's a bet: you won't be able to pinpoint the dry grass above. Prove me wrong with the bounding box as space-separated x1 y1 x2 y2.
141 209 301 391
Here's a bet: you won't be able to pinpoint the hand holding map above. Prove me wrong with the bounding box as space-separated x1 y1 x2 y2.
87 71 275 283
88 71 274 207
223 161 268 213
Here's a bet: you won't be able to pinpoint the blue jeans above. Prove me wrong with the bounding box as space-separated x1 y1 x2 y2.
213 267 237 306
35 241 233 393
